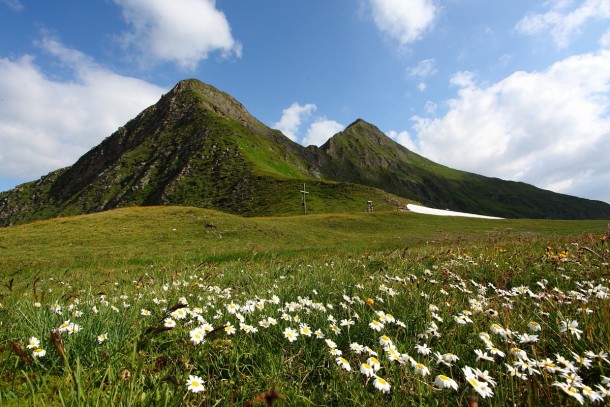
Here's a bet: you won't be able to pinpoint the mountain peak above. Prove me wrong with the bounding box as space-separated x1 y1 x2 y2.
324 117 394 150
1 78 609 225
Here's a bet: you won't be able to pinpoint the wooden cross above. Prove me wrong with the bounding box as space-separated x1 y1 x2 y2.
300 183 309 215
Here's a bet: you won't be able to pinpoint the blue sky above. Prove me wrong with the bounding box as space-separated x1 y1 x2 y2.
1 0 609 205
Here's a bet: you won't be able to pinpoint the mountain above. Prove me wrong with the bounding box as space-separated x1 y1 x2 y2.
0 80 408 226
312 119 610 219
1 79 609 226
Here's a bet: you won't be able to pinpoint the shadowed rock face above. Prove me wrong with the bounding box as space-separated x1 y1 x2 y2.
1 79 609 226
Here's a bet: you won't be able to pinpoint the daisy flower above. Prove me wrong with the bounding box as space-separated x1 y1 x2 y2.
465 375 494 399
31 348 46 358
490 323 506 336
340 319 354 327
140 309 151 316
367 357 381 371
224 323 236 335
369 320 384 332
518 333 539 344
240 324 258 334
434 374 458 390
581 385 603 403
299 324 312 337
164 318 176 329
385 347 402 363
413 362 430 377
479 331 493 345
97 333 108 344
350 342 364 354
26 337 40 349
379 335 393 348
486 346 505 358
537 358 559 374
571 351 593 369
475 349 494 362
186 375 205 393
510 347 527 360
336 357 351 372
360 363 375 377
58 320 71 332
171 308 188 320
325 339 337 349
189 327 206 345
373 377 391 393
528 321 542 332
384 313 396 323
415 343 431 355
552 382 584 405
67 323 82 334
560 320 583 340
283 327 299 342
505 363 528 380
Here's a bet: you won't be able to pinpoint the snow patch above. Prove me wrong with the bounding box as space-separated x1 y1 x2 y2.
407 204 503 219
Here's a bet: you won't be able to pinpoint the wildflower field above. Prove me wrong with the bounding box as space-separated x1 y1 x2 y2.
0 207 609 406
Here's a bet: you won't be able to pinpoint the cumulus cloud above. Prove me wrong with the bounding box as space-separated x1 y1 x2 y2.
386 130 416 150
368 0 438 45
113 0 241 70
302 119 344 146
0 36 165 182
516 0 610 48
411 50 610 203
273 102 317 141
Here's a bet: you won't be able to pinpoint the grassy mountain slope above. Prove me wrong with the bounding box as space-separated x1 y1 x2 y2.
0 80 409 226
1 205 607 280
1 79 609 226
314 119 610 219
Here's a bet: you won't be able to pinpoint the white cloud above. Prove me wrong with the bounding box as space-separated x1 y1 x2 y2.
424 101 437 115
302 119 344 146
273 102 317 141
408 59 436 92
516 0 610 48
408 58 436 78
1 0 23 11
387 130 416 150
113 0 241 70
368 0 438 45
449 71 476 88
412 50 610 203
0 36 165 181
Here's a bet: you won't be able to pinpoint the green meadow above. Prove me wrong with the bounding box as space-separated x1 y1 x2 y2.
0 207 608 406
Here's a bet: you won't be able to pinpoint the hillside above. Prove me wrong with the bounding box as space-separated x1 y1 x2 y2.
0 80 409 226
313 119 610 219
1 205 607 280
1 78 609 226
1 207 608 406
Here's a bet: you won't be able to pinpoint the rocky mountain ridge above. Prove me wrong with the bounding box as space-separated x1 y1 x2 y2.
1 79 609 226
